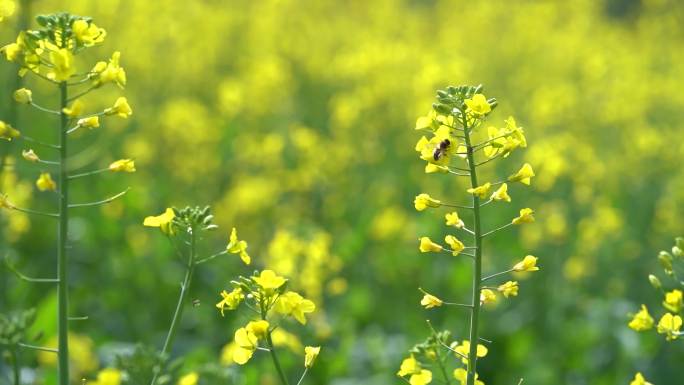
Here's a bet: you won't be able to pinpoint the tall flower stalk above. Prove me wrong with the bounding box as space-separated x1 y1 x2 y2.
1 13 133 385
399 85 539 385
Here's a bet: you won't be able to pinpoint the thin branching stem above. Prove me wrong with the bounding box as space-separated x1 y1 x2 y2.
29 102 61 115
295 368 310 385
21 136 60 150
11 206 59 218
18 342 58 353
481 269 514 283
482 222 513 238
67 167 110 179
67 188 130 208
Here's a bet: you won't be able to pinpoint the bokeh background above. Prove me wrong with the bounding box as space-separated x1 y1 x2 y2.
2 0 684 384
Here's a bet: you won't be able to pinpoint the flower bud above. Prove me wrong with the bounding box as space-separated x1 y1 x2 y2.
676 237 684 251
658 251 673 274
648 274 661 290
672 246 683 259
13 88 32 104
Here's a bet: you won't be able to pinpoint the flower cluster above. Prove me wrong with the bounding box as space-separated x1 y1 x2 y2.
217 268 320 384
628 237 684 341
405 85 539 385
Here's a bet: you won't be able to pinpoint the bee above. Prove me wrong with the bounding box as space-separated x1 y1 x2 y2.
432 138 451 161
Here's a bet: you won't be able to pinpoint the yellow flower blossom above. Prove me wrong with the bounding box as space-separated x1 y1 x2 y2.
72 19 106 46
276 291 316 324
415 126 458 166
414 193 441 211
0 120 20 140
105 97 132 118
304 346 321 368
452 340 488 365
1 193 13 209
467 182 491 199
497 281 519 298
109 159 136 172
453 368 484 385
512 255 539 272
445 211 464 228
22 149 39 162
91 51 126 88
47 47 75 81
628 305 654 332
397 356 433 385
490 183 511 202
246 320 270 339
419 237 442 253
143 208 176 235
62 100 85 117
420 291 443 309
77 116 100 129
464 93 491 116
252 269 287 290
663 289 682 313
36 172 56 192
508 163 535 185
444 235 465 256
91 368 122 385
629 372 653 385
512 208 535 225
0 0 16 22
216 288 244 315
232 327 258 365
656 312 682 341
480 289 497 305
13 88 31 104
408 370 432 385
226 227 250 264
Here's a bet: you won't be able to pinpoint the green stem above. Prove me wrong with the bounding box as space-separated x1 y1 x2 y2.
150 230 197 385
434 347 452 385
11 348 20 385
260 301 289 385
57 80 70 385
463 114 483 385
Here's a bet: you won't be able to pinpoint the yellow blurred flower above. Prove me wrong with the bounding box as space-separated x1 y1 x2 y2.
276 291 316 324
512 208 535 225
0 0 16 22
656 312 682 341
512 255 539 272
490 183 511 202
629 372 653 385
143 208 175 235
419 237 442 253
0 120 20 141
414 193 441 211
72 19 106 46
77 116 100 129
246 320 270 339
464 93 491 116
216 287 244 316
397 356 432 385
663 289 682 313
452 340 488 365
445 211 464 228
1 193 13 209
105 97 132 118
628 305 654 332
480 288 497 305
92 51 126 88
453 368 484 385
90 368 122 385
304 346 321 368
497 281 519 298
444 235 465 256
47 47 75 81
467 182 491 198
232 327 258 365
62 100 85 117
226 227 250 265
21 149 39 163
109 159 136 172
36 172 56 192
420 291 443 309
508 163 535 185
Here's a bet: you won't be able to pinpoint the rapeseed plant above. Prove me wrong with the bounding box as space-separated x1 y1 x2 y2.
401 85 538 385
0 12 132 385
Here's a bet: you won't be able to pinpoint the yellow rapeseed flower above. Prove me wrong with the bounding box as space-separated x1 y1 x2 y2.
452 340 488 365
656 312 682 341
216 288 244 316
0 193 13 209
232 327 258 365
414 193 441 211
512 208 534 225
663 289 682 313
480 289 497 305
252 270 287 290
420 291 443 309
444 235 465 256
77 116 100 129
490 183 511 202
512 255 539 272
143 208 176 235
92 368 122 385
464 93 491 116
453 368 484 385
0 0 16 22
445 211 464 228
497 281 519 298
22 149 39 162
508 163 535 185
62 100 85 117
246 320 270 339
91 51 126 88
36 172 56 191
47 47 75 81
467 182 491 199
419 237 442 253
105 97 132 118
226 227 250 264
628 305 654 332
72 19 106 46
109 159 136 172
276 291 316 324
0 120 20 141
304 346 321 368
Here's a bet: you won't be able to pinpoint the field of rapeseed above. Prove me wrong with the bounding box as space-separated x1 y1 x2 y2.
1 1 683 385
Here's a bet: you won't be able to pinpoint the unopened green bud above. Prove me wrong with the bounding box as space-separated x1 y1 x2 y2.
676 237 684 250
673 246 683 259
648 274 662 290
658 251 673 274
